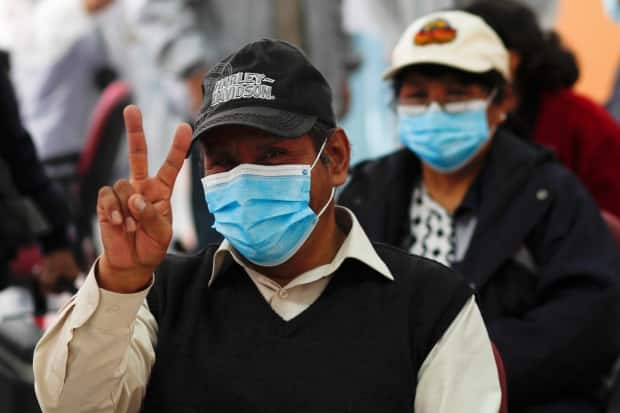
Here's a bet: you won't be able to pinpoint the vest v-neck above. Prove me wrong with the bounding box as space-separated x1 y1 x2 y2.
144 243 473 412
220 261 342 336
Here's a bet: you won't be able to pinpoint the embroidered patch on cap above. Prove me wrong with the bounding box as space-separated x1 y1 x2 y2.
211 72 276 107
414 19 457 46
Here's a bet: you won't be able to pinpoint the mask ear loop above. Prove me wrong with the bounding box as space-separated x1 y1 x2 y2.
486 88 505 137
316 188 335 218
309 137 335 218
310 138 329 170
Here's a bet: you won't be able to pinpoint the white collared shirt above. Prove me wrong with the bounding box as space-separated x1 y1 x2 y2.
33 207 500 413
210 207 392 321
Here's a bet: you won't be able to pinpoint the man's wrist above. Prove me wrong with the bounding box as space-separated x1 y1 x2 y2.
96 257 153 294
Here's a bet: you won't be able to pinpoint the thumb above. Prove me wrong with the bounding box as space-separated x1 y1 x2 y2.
128 193 170 244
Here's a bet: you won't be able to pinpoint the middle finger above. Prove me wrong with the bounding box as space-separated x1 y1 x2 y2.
113 179 138 232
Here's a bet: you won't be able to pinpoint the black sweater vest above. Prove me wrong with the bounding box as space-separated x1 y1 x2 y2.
142 243 472 413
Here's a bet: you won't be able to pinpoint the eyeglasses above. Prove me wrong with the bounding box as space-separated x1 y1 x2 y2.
397 90 497 116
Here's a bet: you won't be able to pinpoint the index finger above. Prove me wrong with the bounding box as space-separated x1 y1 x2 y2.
123 105 149 182
156 123 193 189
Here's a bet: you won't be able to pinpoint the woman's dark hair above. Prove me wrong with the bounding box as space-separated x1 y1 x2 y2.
392 64 507 104
464 0 579 137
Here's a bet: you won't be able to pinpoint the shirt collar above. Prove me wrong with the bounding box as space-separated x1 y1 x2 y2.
455 176 482 217
453 149 493 217
208 206 394 287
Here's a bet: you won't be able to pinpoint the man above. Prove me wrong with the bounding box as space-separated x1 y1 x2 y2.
338 11 620 412
33 40 501 412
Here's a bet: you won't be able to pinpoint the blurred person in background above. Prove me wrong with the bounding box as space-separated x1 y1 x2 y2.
1 0 197 249
2 0 115 181
133 0 355 248
339 10 620 412
0 64 80 293
135 0 352 116
466 0 620 220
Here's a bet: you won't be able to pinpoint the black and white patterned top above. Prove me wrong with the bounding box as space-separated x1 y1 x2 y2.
408 184 456 266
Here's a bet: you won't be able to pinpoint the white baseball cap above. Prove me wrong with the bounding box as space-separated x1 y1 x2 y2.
383 10 510 81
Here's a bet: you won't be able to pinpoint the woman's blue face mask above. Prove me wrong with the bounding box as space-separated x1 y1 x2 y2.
201 140 333 267
397 96 493 173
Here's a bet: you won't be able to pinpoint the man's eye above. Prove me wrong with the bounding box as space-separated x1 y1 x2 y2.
208 158 228 167
260 149 287 162
205 157 233 173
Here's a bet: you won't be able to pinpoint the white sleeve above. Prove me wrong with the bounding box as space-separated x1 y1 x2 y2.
33 263 158 413
414 296 502 413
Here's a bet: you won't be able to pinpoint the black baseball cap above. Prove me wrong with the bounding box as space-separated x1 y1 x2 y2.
191 39 336 145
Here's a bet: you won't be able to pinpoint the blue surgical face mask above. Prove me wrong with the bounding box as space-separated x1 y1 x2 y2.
202 141 334 267
604 0 620 22
397 99 492 173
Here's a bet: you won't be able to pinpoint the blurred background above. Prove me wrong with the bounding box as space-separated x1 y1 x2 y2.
0 0 619 254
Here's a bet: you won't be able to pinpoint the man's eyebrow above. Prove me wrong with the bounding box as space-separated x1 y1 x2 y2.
201 141 227 155
255 137 291 150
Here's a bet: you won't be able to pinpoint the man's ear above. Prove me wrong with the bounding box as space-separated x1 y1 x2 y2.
324 128 350 187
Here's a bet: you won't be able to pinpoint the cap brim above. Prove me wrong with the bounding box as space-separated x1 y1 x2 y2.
191 106 317 144
382 55 497 80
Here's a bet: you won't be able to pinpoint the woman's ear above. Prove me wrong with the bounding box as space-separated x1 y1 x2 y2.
324 128 351 187
500 83 518 113
487 82 517 129
509 50 521 80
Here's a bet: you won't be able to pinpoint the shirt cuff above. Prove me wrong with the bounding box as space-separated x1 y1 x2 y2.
69 261 154 331
88 285 153 331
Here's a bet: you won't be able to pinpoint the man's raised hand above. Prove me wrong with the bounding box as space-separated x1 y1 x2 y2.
96 105 192 292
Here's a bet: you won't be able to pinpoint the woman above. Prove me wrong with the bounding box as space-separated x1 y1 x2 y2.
339 10 620 412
